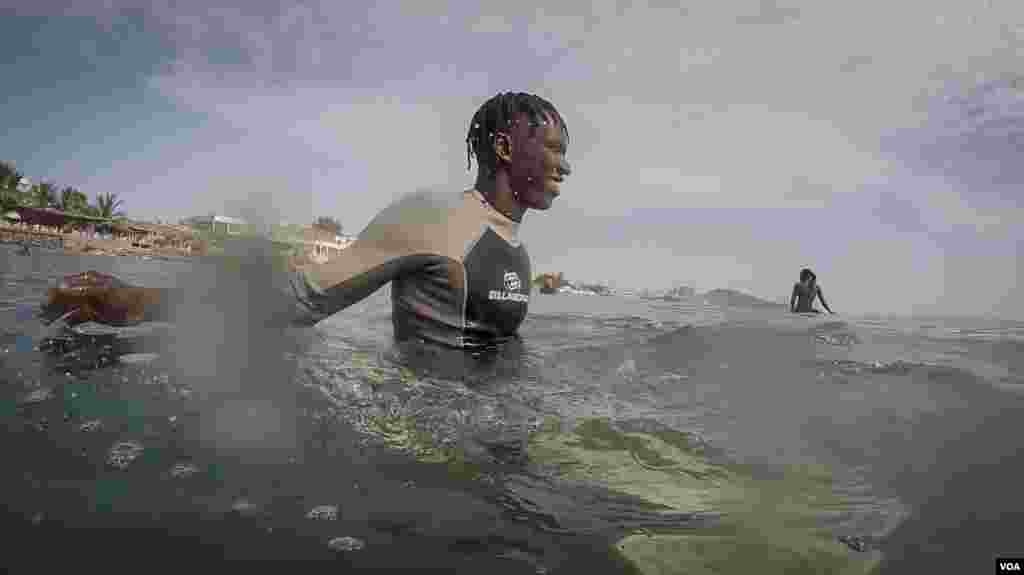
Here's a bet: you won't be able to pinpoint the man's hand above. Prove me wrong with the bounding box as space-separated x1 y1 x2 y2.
40 271 163 326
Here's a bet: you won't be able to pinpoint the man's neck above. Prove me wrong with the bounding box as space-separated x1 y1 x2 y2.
475 174 525 222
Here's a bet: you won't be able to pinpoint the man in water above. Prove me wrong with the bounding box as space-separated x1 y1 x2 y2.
40 92 572 351
789 268 834 314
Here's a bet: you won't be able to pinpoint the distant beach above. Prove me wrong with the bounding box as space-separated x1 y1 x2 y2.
1 223 196 259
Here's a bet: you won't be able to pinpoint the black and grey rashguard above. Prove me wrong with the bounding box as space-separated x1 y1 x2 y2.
287 189 532 350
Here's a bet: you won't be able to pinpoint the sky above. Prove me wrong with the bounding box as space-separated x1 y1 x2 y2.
0 1 1021 319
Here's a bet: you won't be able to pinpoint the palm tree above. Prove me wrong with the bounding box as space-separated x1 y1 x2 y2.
0 187 17 212
0 161 20 191
31 181 59 209
59 186 90 214
313 216 343 236
93 192 125 219
0 162 32 211
1 163 19 211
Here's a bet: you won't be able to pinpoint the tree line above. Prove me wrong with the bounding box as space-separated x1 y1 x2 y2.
1 160 125 220
311 216 343 236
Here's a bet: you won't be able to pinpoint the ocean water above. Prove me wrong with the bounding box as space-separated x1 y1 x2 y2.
1 244 1022 573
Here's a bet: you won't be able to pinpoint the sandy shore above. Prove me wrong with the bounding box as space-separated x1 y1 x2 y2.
62 235 197 258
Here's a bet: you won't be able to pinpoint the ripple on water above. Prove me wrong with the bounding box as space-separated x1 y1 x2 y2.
118 353 160 366
169 462 199 479
230 499 264 518
18 387 54 406
77 419 102 432
327 536 365 552
106 440 144 470
306 505 339 521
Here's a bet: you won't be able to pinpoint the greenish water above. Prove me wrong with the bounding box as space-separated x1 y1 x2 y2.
1 245 1022 573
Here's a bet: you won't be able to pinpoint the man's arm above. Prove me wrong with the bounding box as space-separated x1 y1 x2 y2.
44 192 447 329
127 236 419 328
789 284 799 313
283 240 427 326
817 286 834 314
286 194 453 325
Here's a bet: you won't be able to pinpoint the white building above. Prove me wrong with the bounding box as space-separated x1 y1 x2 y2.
301 227 355 263
182 214 248 235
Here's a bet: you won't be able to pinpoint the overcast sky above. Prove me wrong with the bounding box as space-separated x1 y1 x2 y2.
1 1 1021 318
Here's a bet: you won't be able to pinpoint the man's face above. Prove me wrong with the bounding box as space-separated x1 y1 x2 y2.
500 112 571 210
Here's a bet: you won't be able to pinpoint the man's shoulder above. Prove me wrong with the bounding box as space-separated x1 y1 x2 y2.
393 187 466 212
363 188 463 234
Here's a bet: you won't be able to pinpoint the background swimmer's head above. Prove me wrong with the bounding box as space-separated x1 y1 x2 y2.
800 268 817 283
466 92 571 211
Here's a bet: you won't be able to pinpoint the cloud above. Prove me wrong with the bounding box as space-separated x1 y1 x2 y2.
17 0 1024 316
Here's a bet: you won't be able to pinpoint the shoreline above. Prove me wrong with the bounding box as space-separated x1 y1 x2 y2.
2 220 200 259
62 235 197 259
2 234 198 259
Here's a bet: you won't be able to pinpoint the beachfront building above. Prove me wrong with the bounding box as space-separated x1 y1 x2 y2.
181 214 248 235
7 206 111 231
300 226 355 263
1 208 69 249
268 222 355 264
3 206 114 241
112 221 198 252
1 207 197 254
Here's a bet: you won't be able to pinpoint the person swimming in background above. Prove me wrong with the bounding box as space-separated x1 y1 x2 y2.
790 268 834 314
37 92 572 352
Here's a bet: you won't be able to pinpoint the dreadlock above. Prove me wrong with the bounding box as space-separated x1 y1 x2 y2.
465 92 569 177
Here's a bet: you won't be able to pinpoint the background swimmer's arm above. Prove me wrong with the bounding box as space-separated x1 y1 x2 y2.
816 286 834 314
789 284 799 312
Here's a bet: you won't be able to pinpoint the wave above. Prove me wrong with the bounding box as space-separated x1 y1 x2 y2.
701 288 787 309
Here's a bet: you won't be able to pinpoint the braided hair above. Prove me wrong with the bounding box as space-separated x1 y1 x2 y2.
465 92 569 177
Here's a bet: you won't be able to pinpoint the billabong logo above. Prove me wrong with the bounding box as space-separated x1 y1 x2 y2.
489 270 528 303
504 271 521 292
